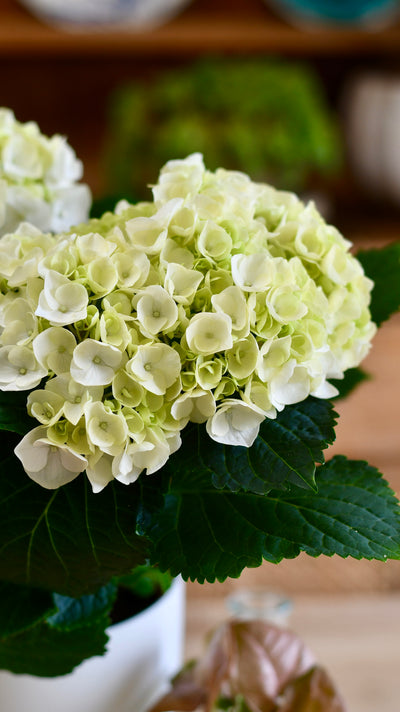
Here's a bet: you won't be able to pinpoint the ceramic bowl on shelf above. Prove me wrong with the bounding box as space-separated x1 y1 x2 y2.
18 0 192 31
264 0 400 28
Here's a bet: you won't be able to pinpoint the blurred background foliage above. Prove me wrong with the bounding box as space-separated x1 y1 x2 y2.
102 58 342 205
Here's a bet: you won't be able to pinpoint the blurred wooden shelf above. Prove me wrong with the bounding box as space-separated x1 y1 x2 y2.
2 0 400 58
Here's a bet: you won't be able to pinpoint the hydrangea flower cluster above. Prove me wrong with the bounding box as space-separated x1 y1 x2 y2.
0 154 375 492
0 108 91 236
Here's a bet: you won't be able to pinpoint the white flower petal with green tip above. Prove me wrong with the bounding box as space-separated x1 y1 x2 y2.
186 312 233 355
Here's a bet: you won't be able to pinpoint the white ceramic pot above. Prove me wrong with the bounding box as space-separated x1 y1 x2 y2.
18 0 192 31
0 577 185 712
344 74 400 204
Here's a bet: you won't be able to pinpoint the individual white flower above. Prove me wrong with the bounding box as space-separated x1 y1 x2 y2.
85 257 118 297
113 427 171 482
266 286 308 324
322 245 363 286
99 309 131 350
125 199 182 254
211 286 250 337
269 360 311 411
33 326 76 375
195 356 224 391
206 399 265 447
112 369 144 408
14 426 87 489
70 340 124 386
49 185 92 234
152 153 204 202
127 343 181 395
36 269 88 326
197 221 232 262
186 312 233 355
135 285 178 336
231 253 276 292
164 263 203 305
0 298 38 346
76 232 116 263
113 247 150 289
226 335 259 380
257 337 292 383
0 344 46 390
160 238 194 269
85 401 128 456
45 374 103 425
2 132 44 181
171 388 216 424
45 135 83 187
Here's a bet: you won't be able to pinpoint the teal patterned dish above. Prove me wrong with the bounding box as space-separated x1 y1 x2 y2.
265 0 399 27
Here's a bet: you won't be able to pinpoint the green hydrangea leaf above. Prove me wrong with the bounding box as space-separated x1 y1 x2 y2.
0 614 109 677
0 391 35 435
357 242 400 326
48 583 117 631
0 582 55 638
0 452 148 597
330 367 370 400
140 456 400 582
178 398 337 496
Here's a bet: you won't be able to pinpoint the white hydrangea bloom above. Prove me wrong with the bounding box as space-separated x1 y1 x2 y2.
0 109 91 236
0 152 376 491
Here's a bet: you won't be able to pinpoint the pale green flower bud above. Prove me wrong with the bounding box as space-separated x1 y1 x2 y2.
112 369 144 408
27 389 64 426
186 312 233 355
100 309 131 350
195 356 224 391
226 334 259 380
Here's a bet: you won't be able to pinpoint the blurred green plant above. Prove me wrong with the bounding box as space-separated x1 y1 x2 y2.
104 58 342 200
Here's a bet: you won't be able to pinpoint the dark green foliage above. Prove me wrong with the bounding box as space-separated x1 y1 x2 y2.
357 242 400 326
